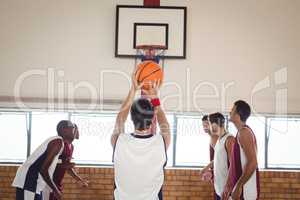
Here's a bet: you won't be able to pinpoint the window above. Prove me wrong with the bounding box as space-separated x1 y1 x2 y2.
227 119 237 136
0 108 299 170
267 117 300 169
175 115 210 167
71 113 117 165
31 112 69 152
0 112 28 162
71 113 174 166
248 116 266 168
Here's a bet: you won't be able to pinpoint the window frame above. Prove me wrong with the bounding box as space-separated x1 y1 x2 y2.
1 107 300 170
0 110 30 164
172 113 209 168
265 115 300 170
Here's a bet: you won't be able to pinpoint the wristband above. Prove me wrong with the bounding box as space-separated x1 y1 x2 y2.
151 98 160 107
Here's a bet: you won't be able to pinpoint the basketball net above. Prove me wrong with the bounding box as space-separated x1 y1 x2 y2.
135 45 166 67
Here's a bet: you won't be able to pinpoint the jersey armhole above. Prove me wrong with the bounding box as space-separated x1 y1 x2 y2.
112 134 122 163
225 135 234 167
161 136 168 168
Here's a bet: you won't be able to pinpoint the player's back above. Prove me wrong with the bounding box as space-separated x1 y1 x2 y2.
113 133 167 200
12 136 64 194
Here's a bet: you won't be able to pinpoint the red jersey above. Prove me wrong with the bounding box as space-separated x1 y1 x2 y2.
228 125 260 199
52 141 74 190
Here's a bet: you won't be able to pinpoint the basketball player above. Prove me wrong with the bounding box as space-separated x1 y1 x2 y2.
111 73 170 200
222 100 260 200
42 124 88 200
200 113 235 200
12 120 75 200
202 115 219 161
200 115 218 184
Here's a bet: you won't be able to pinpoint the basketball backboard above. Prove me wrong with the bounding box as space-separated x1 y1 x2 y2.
115 5 187 59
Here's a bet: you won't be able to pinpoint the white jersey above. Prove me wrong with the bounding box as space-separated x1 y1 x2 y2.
12 136 64 194
238 126 259 199
213 133 232 196
113 133 167 200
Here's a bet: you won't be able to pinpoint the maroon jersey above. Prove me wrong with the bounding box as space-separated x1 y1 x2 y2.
52 142 74 190
228 125 260 199
209 143 217 200
209 145 215 161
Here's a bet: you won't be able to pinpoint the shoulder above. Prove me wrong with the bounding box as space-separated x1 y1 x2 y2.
114 133 130 145
47 138 63 151
156 133 165 143
225 135 235 146
118 132 130 139
226 134 235 141
152 134 166 151
49 137 63 145
238 127 253 139
211 134 219 141
238 127 255 146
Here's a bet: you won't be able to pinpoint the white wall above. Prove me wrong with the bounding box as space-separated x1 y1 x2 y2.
0 0 299 114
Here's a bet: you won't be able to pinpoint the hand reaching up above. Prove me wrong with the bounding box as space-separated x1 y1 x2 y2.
142 80 160 100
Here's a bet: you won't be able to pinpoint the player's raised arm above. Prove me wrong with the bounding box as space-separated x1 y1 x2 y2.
142 82 171 150
111 73 143 147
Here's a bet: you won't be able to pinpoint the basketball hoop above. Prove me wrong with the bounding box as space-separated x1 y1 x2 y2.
135 45 167 66
136 45 167 50
135 45 166 135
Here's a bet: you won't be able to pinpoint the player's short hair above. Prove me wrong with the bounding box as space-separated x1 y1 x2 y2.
56 120 74 136
208 112 225 127
131 98 154 131
234 100 251 122
202 115 208 121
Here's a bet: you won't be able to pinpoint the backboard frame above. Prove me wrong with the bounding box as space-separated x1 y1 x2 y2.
133 23 169 49
115 5 187 59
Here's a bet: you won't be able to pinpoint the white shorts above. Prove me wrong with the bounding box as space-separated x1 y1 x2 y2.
41 186 51 200
16 188 42 200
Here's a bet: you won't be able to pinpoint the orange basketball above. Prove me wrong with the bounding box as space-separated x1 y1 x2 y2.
135 61 164 90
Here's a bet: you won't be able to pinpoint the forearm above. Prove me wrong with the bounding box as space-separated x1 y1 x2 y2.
236 130 258 188
236 159 257 187
41 171 59 193
112 87 136 145
40 139 62 194
202 161 213 172
68 168 83 182
118 88 136 118
156 106 170 147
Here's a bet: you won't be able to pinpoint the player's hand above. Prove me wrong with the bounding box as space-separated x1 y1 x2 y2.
61 162 75 169
201 170 213 182
231 183 242 200
79 179 89 187
131 72 143 92
142 80 160 99
221 185 231 200
53 189 63 200
199 169 204 178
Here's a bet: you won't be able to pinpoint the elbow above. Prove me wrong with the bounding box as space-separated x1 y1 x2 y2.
253 159 258 169
40 167 48 178
67 169 73 175
161 122 170 134
161 130 170 138
248 158 258 172
40 162 51 179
